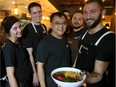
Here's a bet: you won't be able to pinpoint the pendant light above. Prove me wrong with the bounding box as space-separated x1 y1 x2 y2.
12 0 20 15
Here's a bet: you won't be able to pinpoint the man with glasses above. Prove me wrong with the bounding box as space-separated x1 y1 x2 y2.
36 12 71 87
21 2 47 87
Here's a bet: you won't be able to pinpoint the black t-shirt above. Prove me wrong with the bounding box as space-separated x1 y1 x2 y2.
21 23 47 60
0 47 6 77
36 34 71 76
3 40 32 83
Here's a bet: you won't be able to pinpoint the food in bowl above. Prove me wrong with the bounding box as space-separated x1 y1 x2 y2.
51 67 86 87
53 71 82 82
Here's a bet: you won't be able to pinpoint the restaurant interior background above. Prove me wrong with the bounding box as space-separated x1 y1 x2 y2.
0 0 115 30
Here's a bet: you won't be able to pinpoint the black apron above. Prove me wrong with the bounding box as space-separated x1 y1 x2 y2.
76 30 113 87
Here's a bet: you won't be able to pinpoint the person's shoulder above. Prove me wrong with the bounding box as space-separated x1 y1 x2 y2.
80 28 88 36
98 29 115 46
103 27 115 37
38 35 51 47
41 23 47 30
23 23 32 30
40 34 54 44
25 22 32 26
41 23 46 27
23 23 34 34
41 34 52 41
3 40 14 51
104 30 115 40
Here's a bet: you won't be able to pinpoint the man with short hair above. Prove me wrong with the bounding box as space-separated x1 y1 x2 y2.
21 2 47 87
68 11 85 66
75 0 115 87
36 12 71 87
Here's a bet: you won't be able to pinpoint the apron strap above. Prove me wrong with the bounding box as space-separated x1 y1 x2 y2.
81 30 88 40
73 30 88 67
95 31 113 46
73 30 113 67
31 22 46 33
31 22 38 33
41 24 46 31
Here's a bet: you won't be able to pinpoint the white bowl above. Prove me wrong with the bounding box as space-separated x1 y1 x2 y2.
51 67 86 87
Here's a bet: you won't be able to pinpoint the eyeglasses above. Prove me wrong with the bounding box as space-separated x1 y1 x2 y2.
52 22 67 26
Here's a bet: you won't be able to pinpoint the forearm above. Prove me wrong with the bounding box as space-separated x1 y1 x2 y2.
82 71 102 83
38 69 46 87
84 71 102 83
6 67 18 87
37 63 46 87
27 48 37 73
8 75 18 87
30 56 37 74
27 48 39 86
84 60 110 84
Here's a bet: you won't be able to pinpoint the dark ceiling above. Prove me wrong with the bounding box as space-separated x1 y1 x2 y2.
48 0 115 15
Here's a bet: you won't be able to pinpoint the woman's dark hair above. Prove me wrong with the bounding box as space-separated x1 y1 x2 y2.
28 2 41 13
62 10 71 15
1 16 9 32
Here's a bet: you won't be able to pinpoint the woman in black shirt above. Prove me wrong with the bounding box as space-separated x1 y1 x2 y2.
1 16 33 87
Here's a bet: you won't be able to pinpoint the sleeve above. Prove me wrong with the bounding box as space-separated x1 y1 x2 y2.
36 38 50 63
21 24 33 48
3 43 16 67
96 33 115 62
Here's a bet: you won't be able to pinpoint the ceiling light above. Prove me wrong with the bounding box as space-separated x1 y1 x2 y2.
12 0 20 15
12 7 20 15
79 7 82 10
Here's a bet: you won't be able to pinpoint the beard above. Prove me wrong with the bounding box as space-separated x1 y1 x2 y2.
72 23 82 29
73 26 82 29
85 12 102 29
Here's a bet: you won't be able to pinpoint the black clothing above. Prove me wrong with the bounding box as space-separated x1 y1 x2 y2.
68 28 85 65
0 46 7 87
48 28 52 34
3 39 33 86
63 24 73 42
21 23 47 61
76 27 115 87
36 34 71 87
107 46 115 87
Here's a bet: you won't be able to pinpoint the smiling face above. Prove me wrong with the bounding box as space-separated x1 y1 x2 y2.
9 22 22 39
71 12 84 29
83 2 105 29
30 6 42 25
51 15 67 39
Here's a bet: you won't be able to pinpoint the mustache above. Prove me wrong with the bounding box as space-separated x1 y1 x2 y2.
73 22 79 25
86 18 94 21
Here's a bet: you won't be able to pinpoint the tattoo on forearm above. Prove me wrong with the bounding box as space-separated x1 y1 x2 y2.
82 70 98 77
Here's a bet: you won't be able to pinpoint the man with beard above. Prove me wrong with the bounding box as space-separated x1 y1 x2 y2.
75 0 115 87
68 11 85 66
